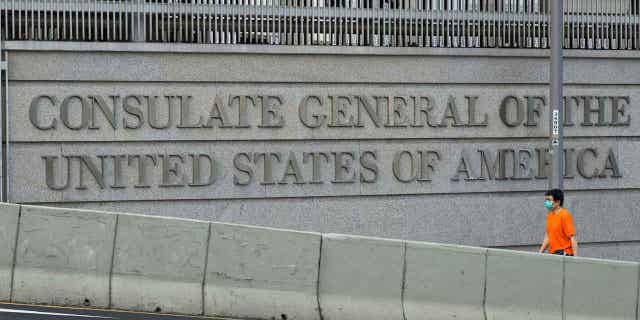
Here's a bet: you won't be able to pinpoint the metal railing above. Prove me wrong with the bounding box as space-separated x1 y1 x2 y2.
0 0 639 49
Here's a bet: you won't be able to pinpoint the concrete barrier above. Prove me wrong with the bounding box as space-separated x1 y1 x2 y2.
485 249 564 320
0 203 20 301
318 234 404 320
204 223 321 320
110 214 209 315
1 203 639 320
404 241 486 320
564 257 639 320
12 205 116 307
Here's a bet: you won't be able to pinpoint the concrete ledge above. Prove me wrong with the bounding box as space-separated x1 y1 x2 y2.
111 214 209 315
204 223 321 320
564 257 639 320
404 242 486 320
12 205 116 307
0 203 20 302
318 234 404 320
7 41 640 59
485 249 564 320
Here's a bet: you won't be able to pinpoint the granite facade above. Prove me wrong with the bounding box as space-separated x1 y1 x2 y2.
5 42 640 261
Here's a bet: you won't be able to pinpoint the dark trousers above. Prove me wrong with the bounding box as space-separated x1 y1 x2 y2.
553 249 573 256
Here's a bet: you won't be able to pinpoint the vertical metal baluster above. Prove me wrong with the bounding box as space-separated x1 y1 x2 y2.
524 0 529 47
424 0 429 47
589 0 594 49
379 0 382 47
30 0 34 40
613 0 616 49
633 0 637 49
505 0 509 47
509 0 513 47
112 0 116 41
185 0 189 42
609 0 613 49
82 0 86 41
194 0 198 43
106 0 110 41
294 0 298 45
342 0 351 46
581 0 585 48
207 0 214 43
110 0 114 41
209 0 213 44
433 0 437 47
575 0 580 48
417 0 422 47
258 0 262 44
620 0 624 49
467 0 471 47
117 0 121 41
295 0 299 45
593 0 601 49
18 0 22 40
10 0 15 40
602 0 606 49
595 0 599 48
63 0 67 40
625 0 629 49
36 0 41 40
615 0 619 49
608 0 613 49
520 0 525 48
44 0 49 40
497 0 501 47
0 0 3 40
75 0 79 41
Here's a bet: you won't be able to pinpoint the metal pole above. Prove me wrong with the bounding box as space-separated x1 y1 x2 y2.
549 0 564 190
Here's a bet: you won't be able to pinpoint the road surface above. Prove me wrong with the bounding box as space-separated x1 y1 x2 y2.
0 302 237 320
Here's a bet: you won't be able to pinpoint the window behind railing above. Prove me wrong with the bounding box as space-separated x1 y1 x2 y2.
0 0 639 49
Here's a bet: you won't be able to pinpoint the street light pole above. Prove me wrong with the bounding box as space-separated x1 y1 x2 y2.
549 0 564 190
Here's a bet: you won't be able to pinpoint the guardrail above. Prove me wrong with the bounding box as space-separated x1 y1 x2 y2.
0 203 638 319
0 0 640 49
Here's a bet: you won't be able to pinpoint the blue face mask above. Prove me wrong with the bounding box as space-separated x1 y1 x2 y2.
544 200 554 210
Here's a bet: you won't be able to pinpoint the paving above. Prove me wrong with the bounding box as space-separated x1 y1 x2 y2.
0 302 237 320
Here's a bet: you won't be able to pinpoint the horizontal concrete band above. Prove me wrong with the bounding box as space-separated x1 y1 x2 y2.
7 46 640 84
9 82 640 142
7 138 635 203
40 189 640 249
8 41 640 59
0 203 638 320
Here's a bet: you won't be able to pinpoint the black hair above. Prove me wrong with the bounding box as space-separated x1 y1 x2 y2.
545 189 564 206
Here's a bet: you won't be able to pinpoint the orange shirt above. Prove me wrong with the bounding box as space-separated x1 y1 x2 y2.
546 208 576 255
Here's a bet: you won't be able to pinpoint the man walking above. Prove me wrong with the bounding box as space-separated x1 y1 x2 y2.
538 189 578 256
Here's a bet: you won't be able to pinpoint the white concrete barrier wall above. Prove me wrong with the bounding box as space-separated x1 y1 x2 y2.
0 203 638 320
485 249 564 320
404 241 486 320
12 205 116 308
111 214 209 315
318 234 405 320
205 223 321 320
564 258 639 320
0 203 20 301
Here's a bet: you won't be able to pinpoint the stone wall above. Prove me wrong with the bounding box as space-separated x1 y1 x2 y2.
6 42 640 260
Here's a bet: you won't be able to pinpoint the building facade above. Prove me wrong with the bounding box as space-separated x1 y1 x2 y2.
1 0 640 261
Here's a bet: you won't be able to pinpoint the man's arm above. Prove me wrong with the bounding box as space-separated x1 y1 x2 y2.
570 236 578 256
539 233 549 253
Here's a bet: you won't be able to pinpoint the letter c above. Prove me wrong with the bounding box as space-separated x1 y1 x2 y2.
29 95 58 130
